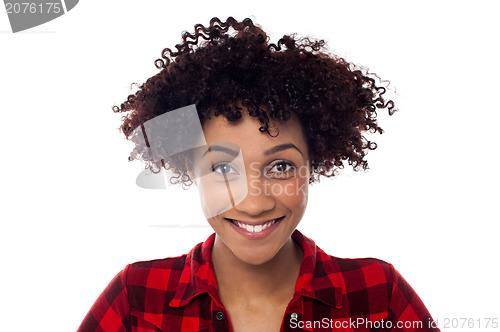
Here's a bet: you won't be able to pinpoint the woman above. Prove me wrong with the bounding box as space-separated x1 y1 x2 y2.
78 17 439 331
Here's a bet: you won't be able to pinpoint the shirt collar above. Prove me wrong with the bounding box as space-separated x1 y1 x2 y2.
169 229 343 309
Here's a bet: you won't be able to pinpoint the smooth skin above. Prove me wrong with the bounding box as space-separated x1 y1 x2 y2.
188 107 312 331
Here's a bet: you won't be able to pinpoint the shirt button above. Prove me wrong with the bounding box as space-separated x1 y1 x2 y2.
291 313 298 320
216 311 224 320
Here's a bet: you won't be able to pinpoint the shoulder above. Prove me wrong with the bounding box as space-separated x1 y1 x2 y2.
296 231 397 291
118 253 193 326
331 256 395 281
129 252 190 270
124 252 190 289
122 238 206 298
328 255 397 297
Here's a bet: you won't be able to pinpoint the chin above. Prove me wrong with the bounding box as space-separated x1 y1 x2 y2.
230 244 281 266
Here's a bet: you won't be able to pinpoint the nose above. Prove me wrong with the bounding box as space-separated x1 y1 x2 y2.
232 174 276 216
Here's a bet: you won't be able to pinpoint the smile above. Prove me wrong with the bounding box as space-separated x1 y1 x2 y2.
228 217 284 233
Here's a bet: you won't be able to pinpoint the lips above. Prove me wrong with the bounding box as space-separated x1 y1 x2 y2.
226 217 284 233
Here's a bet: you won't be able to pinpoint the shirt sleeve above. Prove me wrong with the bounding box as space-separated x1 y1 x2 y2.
77 265 132 332
387 263 440 332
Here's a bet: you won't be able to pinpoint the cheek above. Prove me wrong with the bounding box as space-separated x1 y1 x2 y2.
197 176 249 219
275 178 309 212
197 178 231 219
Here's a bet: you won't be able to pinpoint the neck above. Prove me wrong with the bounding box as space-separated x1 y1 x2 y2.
211 235 303 304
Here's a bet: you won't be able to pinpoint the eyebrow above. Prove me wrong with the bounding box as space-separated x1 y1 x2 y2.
203 145 240 157
263 143 303 157
202 143 303 158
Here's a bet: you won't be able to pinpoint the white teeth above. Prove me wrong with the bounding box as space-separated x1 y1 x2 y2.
232 218 279 233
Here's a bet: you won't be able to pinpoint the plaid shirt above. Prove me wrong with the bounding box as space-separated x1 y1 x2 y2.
77 230 439 331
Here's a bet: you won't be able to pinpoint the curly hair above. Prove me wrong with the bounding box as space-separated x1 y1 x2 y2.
112 16 396 189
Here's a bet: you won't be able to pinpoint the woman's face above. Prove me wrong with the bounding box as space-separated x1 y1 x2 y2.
189 108 311 265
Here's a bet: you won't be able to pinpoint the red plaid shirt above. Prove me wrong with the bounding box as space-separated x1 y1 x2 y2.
77 230 439 331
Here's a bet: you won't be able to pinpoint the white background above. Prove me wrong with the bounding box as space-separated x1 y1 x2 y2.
1 1 499 331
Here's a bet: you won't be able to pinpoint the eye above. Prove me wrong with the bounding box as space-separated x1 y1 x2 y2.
210 162 239 175
268 161 296 177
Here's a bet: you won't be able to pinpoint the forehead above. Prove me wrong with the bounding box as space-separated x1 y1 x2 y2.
201 110 307 151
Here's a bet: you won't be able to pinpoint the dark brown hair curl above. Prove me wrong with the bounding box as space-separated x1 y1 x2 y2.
112 16 396 188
